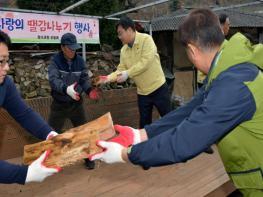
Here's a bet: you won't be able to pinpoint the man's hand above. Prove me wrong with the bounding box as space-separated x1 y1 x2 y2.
89 141 125 164
25 150 62 183
110 125 141 147
46 131 58 140
88 88 101 100
117 71 128 83
66 82 80 101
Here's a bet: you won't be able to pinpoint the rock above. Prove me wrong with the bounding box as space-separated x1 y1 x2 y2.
23 81 31 86
26 91 37 98
34 64 42 69
102 52 113 61
101 44 113 52
16 68 25 76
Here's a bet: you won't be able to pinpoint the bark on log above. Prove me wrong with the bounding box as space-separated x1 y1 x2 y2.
23 112 115 167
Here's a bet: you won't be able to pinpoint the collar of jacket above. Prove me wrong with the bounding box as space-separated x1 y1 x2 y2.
207 33 263 88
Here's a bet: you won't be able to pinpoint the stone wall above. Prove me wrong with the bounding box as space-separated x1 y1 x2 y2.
8 50 134 99
9 55 51 98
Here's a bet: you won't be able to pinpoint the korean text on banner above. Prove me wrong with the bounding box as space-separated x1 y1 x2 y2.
0 11 100 44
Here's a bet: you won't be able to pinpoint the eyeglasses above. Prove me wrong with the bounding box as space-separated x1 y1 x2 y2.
0 58 11 67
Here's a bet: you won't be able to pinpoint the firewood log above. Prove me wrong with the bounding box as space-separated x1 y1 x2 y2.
23 112 115 167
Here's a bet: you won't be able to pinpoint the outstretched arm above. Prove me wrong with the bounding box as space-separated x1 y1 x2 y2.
145 86 205 138
3 77 52 140
129 70 256 167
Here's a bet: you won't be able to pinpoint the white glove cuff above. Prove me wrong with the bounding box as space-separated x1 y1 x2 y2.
25 166 34 183
133 129 141 145
46 131 58 140
66 85 72 95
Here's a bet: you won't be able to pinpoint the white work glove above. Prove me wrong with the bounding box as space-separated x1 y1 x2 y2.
116 71 128 83
25 150 61 183
89 141 125 164
46 131 58 140
66 82 80 101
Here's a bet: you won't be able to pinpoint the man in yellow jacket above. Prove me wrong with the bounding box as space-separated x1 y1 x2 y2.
97 16 171 129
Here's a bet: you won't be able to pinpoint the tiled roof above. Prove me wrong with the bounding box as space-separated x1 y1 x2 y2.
146 2 263 31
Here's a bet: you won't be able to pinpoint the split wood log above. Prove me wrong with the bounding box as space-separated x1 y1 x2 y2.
23 112 115 167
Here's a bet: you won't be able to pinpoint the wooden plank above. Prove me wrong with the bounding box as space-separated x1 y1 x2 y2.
205 181 235 197
23 113 115 167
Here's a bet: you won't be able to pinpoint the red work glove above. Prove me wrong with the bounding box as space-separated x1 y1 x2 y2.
94 75 110 86
99 75 110 83
25 150 62 183
66 82 80 101
88 88 101 100
109 125 141 147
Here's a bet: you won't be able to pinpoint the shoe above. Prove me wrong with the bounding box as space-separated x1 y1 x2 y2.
204 147 214 154
84 159 95 170
142 166 150 170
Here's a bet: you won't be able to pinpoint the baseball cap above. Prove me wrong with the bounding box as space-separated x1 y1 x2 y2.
61 33 81 50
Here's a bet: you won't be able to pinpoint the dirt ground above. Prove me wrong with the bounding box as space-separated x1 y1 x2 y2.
0 147 235 197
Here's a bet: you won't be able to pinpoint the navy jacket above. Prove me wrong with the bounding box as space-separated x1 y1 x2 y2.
128 63 257 168
0 76 52 184
48 52 91 102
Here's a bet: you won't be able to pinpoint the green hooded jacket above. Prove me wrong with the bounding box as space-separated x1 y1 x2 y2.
207 32 263 189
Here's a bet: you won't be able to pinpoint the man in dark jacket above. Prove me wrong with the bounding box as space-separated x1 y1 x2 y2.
48 32 99 169
0 31 61 184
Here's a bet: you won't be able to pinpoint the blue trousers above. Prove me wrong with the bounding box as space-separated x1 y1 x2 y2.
137 83 171 128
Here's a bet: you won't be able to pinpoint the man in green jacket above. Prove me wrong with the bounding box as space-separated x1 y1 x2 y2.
90 9 263 197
